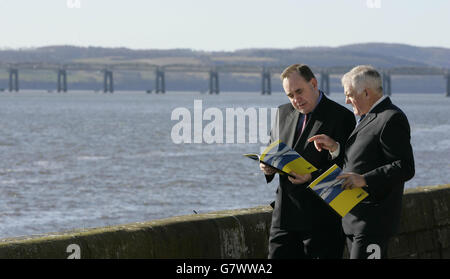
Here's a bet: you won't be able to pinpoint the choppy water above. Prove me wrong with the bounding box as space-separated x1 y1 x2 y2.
0 90 449 238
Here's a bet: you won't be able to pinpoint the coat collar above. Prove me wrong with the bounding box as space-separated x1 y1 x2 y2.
348 96 392 138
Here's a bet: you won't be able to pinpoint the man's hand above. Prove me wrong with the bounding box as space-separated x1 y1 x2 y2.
337 172 367 190
260 163 277 175
308 134 338 152
288 171 312 184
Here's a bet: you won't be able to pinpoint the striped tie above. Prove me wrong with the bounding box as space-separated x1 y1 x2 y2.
300 113 308 135
294 113 308 144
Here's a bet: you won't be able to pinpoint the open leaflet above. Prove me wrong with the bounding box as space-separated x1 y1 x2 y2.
244 140 318 178
307 164 369 217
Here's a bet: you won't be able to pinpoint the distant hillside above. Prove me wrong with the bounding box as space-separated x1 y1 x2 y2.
337 43 450 68
0 43 448 92
1 43 449 67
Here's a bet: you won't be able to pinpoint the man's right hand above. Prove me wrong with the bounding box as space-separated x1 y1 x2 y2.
308 134 338 152
260 162 277 175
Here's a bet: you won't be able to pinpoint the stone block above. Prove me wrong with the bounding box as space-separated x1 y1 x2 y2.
436 227 450 249
441 247 450 259
429 188 450 226
398 191 434 234
388 233 416 258
415 230 439 253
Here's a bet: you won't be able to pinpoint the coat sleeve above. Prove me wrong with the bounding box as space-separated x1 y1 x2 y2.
363 112 415 200
331 110 357 168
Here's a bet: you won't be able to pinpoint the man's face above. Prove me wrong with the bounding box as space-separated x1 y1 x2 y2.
344 85 370 116
282 73 319 114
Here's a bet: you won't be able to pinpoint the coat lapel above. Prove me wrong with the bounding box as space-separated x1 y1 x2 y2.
348 113 376 139
347 97 391 140
284 109 300 148
295 113 323 151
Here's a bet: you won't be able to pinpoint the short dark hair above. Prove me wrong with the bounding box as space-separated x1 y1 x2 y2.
280 64 316 81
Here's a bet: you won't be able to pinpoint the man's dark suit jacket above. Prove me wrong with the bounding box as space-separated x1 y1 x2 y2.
266 95 356 231
342 97 415 236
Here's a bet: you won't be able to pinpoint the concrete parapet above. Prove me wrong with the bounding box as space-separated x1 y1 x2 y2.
0 185 449 259
0 206 272 259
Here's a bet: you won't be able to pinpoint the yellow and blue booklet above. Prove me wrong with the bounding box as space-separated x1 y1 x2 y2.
244 140 318 178
307 164 369 217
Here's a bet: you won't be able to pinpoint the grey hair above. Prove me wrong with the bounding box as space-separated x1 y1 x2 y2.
341 65 383 95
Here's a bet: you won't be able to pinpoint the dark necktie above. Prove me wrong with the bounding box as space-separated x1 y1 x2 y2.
358 114 366 125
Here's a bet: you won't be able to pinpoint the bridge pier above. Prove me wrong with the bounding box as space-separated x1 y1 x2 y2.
382 72 392 96
57 69 67 92
155 68 165 93
209 70 219 94
445 73 450 97
320 71 330 95
261 69 271 95
103 70 114 93
8 69 19 92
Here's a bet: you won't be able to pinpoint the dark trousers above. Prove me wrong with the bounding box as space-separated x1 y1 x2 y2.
268 226 345 259
345 234 390 259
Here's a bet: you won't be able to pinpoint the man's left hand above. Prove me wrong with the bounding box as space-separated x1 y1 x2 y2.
337 172 367 190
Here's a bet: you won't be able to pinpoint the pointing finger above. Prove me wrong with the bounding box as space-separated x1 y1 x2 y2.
308 135 321 142
313 140 322 152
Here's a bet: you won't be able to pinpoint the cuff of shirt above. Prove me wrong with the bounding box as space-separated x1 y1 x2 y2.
329 142 340 160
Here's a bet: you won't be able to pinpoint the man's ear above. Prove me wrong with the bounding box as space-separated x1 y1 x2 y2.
311 78 318 90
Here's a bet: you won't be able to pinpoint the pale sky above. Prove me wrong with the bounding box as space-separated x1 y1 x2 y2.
1 0 449 51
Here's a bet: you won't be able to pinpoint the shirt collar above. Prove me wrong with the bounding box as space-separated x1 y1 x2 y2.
310 90 323 114
367 95 387 114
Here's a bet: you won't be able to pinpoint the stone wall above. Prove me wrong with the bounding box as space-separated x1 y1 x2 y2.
0 184 448 259
388 185 450 258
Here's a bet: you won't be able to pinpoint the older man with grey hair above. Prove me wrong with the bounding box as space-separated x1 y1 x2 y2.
308 65 415 259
